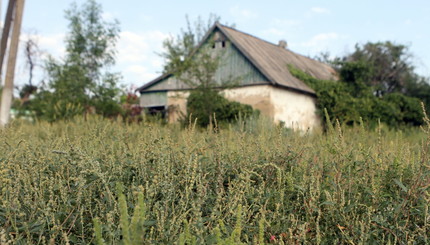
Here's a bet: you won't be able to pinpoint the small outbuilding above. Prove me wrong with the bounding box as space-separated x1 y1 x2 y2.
136 22 337 130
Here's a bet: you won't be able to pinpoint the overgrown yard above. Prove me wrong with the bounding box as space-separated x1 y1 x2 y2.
0 117 429 244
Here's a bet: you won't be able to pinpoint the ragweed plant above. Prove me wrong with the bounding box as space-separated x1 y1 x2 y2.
0 115 428 244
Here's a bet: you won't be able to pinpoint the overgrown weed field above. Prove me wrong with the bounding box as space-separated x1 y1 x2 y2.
0 117 429 244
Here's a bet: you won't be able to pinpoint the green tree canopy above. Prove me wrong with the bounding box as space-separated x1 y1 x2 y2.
160 16 256 127
289 62 424 129
160 14 221 89
30 0 122 121
337 41 420 96
308 41 429 128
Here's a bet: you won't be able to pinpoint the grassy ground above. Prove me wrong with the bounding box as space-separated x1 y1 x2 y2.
0 116 429 244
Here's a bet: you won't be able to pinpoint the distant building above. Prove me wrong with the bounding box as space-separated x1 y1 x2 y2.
136 22 337 130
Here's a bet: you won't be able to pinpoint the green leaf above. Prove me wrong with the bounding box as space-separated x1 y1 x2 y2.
394 179 408 192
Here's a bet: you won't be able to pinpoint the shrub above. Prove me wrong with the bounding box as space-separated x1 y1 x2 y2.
288 64 424 129
186 89 257 128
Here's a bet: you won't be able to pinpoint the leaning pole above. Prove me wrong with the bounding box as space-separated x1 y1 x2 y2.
0 0 25 127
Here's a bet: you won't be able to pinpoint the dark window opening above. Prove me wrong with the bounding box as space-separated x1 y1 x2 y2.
146 106 166 118
222 41 226 48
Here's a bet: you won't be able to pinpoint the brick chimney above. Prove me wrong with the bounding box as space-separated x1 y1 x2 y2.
278 40 287 49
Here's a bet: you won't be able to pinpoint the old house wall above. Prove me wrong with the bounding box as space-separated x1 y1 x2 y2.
222 85 274 118
164 85 320 131
223 85 320 130
165 86 273 124
269 87 320 131
139 92 167 107
166 91 189 123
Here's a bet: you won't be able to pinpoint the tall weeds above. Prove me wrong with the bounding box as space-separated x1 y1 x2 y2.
0 116 428 244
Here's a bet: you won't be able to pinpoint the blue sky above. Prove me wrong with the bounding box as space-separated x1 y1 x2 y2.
4 0 430 89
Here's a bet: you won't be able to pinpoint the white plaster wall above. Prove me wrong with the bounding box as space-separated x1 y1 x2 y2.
166 91 189 123
223 85 320 131
222 85 275 118
270 87 321 131
165 85 320 131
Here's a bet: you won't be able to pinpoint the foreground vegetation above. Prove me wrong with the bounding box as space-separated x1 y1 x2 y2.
0 116 429 244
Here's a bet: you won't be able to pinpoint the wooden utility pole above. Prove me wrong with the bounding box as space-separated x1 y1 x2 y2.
0 0 16 77
0 0 25 127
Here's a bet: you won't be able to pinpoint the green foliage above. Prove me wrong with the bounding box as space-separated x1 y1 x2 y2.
160 15 221 89
161 16 250 129
331 41 430 113
0 117 429 244
342 41 418 95
338 61 373 96
161 15 219 69
93 183 147 245
186 89 257 128
117 183 131 245
29 0 122 122
382 93 423 126
288 64 424 128
93 218 105 245
404 76 430 114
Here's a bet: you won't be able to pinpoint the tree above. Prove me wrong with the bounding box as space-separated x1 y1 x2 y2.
186 89 255 128
16 36 40 106
339 41 419 96
288 64 424 129
404 76 430 113
161 14 221 89
160 16 255 127
331 41 430 114
30 0 122 121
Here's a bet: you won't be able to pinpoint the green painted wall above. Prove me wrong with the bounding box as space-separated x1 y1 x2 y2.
145 75 191 92
139 92 167 107
213 39 268 86
144 30 269 93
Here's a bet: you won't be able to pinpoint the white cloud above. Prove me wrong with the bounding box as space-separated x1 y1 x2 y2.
264 27 286 37
14 33 66 86
264 19 301 37
306 33 340 44
13 33 66 87
272 19 301 27
138 14 153 22
229 5 258 21
102 11 116 21
151 59 164 68
15 30 170 87
117 30 168 63
124 65 159 83
23 33 66 58
299 32 348 54
116 30 169 84
118 32 149 63
310 7 330 14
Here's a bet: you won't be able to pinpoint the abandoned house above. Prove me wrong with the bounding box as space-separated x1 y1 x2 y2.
136 22 337 130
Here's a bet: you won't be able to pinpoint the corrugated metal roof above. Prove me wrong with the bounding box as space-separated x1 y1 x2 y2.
137 22 337 95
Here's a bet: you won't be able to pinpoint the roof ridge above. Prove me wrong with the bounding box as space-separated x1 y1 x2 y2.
217 23 286 50
218 23 333 69
216 23 316 94
138 22 336 94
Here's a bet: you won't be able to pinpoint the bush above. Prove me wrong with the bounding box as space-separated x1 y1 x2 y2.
382 93 423 126
288 65 424 129
186 89 257 128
